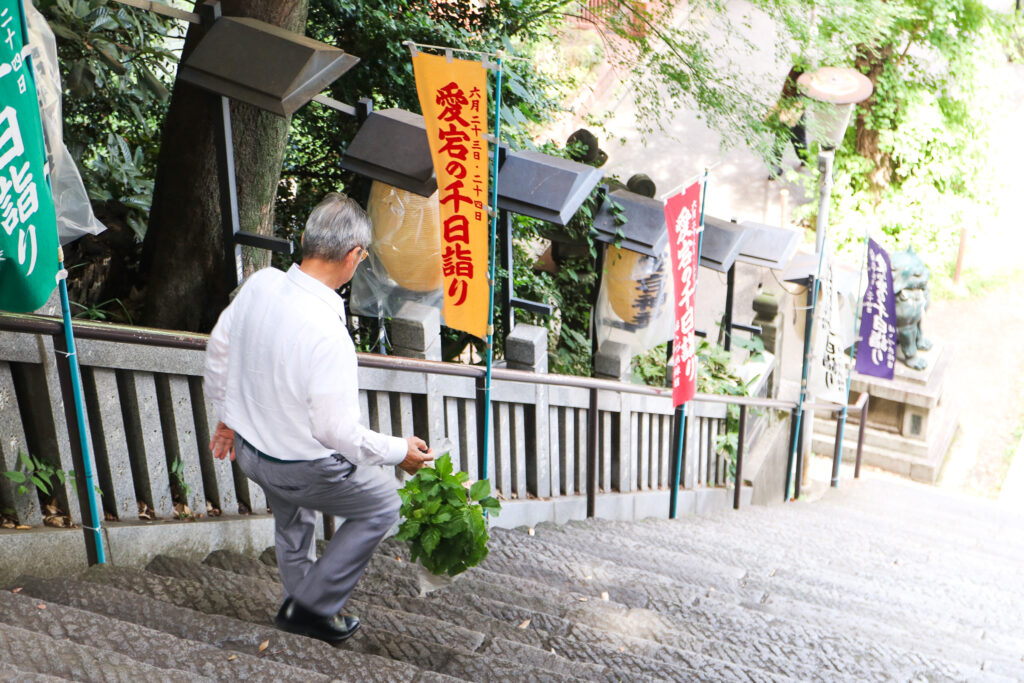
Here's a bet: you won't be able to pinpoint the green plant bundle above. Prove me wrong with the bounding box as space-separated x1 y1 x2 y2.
395 453 501 577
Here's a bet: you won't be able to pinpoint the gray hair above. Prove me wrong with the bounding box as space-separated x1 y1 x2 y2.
302 192 371 262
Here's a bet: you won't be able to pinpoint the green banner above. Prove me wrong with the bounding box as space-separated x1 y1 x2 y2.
0 0 58 313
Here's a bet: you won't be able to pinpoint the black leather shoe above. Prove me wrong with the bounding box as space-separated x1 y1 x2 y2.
274 598 360 643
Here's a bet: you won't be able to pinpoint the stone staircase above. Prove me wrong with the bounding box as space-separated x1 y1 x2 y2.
2 472 1023 682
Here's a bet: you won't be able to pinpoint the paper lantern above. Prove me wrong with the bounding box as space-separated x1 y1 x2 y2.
605 244 670 328
367 181 442 292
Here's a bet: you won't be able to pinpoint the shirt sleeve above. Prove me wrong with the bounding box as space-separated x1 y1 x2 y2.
306 335 408 467
204 299 235 423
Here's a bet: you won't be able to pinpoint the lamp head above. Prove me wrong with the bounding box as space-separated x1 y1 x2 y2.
797 67 873 150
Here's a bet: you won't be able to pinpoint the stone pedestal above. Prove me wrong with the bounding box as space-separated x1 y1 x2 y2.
390 302 441 361
812 343 958 483
505 324 548 373
594 341 632 383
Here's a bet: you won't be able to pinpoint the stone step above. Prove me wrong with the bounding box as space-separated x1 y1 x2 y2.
0 661 68 682
524 518 1024 650
589 509 1024 615
205 549 549 651
492 520 1023 679
12 575 440 682
417 528 1015 683
0 621 200 682
81 562 591 682
204 550 753 682
0 590 331 682
148 555 489 654
550 513 1024 614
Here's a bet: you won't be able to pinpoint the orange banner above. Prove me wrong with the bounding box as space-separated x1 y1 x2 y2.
412 52 490 340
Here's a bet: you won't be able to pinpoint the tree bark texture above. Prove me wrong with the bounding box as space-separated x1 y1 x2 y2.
139 0 309 332
854 44 896 200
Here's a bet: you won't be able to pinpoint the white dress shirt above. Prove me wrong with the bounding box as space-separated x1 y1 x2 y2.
204 264 408 466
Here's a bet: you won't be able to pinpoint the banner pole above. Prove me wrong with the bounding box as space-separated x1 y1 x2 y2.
788 224 829 501
481 55 503 485
831 223 871 487
668 170 708 519
56 252 106 564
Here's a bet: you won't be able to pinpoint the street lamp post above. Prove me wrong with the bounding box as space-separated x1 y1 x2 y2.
786 66 872 500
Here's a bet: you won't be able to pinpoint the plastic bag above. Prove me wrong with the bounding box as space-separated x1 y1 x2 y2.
24 2 106 245
351 181 443 318
595 243 674 357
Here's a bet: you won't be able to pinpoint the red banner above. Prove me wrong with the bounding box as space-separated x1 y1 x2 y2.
665 181 702 406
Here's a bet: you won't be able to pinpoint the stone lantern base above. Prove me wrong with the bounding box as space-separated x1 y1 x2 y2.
812 343 958 483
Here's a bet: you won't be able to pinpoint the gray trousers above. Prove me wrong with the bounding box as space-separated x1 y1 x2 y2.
235 438 400 617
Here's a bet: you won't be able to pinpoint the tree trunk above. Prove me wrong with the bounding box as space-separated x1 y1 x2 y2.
138 0 308 332
854 43 896 200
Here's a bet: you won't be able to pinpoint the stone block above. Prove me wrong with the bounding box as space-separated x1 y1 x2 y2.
0 527 89 585
103 516 275 568
0 361 41 526
391 337 441 361
505 324 549 373
82 367 137 521
490 499 555 530
390 302 440 352
594 341 632 383
552 496 588 524
593 492 635 521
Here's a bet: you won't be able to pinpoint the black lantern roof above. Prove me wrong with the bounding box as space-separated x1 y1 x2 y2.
734 221 801 270
496 151 603 226
340 108 437 197
592 188 669 258
699 216 747 273
178 17 359 117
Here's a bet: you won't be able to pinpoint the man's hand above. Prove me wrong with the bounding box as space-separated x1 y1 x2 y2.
210 421 236 461
399 436 434 475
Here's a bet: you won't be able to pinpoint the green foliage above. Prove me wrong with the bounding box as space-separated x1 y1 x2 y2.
70 295 133 323
169 456 189 499
789 0 1009 277
1 450 75 498
631 342 668 386
695 337 764 484
395 453 501 577
37 0 181 237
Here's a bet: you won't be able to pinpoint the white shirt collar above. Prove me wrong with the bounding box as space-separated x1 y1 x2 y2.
287 263 347 322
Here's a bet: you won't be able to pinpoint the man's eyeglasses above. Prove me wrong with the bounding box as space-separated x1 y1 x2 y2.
357 247 369 262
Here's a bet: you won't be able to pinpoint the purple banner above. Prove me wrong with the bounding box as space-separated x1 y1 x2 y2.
855 239 897 379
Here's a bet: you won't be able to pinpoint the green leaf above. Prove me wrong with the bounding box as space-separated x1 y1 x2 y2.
434 452 453 478
479 497 502 514
18 452 32 471
421 527 441 555
469 479 490 502
432 511 452 524
30 475 50 495
2 471 26 484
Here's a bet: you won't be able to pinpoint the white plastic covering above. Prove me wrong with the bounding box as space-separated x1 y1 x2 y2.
350 181 443 318
595 243 674 357
24 2 106 245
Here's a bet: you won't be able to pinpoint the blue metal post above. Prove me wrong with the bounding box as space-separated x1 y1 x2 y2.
481 56 503 484
831 224 871 487
57 258 106 564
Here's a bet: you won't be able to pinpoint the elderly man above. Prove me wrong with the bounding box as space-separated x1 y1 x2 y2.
204 193 434 643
